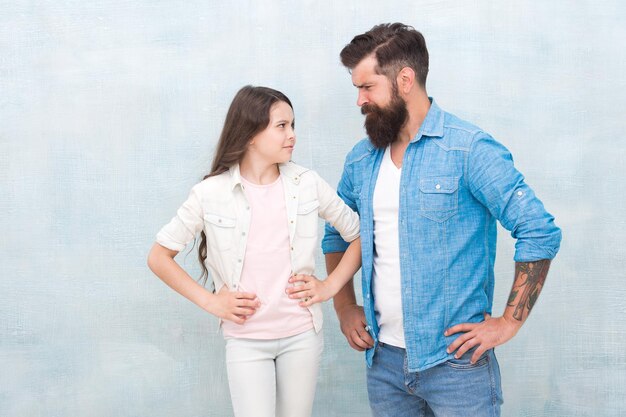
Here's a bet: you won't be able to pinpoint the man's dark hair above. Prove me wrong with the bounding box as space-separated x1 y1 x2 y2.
340 23 429 87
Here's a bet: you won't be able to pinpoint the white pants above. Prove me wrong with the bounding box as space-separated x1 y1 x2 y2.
225 329 323 417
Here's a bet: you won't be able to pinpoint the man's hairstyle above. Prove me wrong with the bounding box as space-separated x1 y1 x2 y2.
340 23 429 87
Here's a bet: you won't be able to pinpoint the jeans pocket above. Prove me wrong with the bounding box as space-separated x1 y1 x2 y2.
445 350 489 370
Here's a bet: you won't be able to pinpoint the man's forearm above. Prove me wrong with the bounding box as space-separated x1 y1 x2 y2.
325 251 373 350
505 259 551 323
325 251 357 314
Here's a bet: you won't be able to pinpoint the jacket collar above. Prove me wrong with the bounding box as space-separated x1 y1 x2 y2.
228 161 309 190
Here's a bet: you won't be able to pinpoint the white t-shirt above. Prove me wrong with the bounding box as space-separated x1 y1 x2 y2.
372 146 405 348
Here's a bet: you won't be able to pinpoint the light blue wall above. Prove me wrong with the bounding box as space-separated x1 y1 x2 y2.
2 1 625 416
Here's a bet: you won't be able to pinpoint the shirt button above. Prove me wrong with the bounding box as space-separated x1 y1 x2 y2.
517 191 523 196
237 259 242 263
290 220 294 224
435 184 441 190
242 232 246 236
291 247 294 251
246 206 250 210
292 196 296 199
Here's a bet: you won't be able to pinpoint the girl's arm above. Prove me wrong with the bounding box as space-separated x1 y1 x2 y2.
147 242 259 324
286 237 361 307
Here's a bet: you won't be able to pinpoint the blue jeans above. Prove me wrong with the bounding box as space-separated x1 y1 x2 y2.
366 343 503 417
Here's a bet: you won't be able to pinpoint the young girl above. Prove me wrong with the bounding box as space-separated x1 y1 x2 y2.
147 85 362 417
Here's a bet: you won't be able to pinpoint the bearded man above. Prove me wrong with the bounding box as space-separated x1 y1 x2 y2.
320 23 562 417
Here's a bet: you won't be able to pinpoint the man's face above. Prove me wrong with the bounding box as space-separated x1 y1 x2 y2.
351 55 408 148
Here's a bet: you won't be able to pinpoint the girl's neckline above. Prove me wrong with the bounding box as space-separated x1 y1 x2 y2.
241 174 282 188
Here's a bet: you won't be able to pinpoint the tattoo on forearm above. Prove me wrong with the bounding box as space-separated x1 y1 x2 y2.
507 260 551 321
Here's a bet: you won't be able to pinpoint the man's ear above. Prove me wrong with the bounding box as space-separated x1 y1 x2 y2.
397 67 416 94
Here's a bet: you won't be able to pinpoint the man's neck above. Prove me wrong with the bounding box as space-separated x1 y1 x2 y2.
398 93 431 144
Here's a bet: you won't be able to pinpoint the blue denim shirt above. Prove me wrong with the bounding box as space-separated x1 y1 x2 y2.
322 99 561 372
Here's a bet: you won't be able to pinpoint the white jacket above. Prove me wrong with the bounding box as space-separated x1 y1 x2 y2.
156 161 360 332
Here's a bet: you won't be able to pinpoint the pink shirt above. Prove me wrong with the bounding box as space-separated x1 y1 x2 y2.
221 175 313 339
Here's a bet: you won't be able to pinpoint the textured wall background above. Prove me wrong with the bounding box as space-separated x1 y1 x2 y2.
2 1 625 416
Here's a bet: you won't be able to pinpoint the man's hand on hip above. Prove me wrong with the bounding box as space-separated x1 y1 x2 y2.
446 259 551 363
444 313 521 364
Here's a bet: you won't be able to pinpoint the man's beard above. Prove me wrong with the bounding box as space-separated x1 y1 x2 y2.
361 92 409 149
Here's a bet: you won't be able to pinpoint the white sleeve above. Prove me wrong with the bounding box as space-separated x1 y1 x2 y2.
314 171 360 242
155 187 204 252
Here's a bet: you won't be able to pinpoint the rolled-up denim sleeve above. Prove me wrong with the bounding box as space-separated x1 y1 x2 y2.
156 186 204 252
322 160 357 254
467 133 562 261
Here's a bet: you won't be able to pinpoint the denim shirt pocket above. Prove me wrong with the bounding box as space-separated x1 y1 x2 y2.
204 212 237 251
418 176 459 222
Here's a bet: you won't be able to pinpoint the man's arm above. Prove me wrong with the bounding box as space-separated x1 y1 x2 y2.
326 252 374 351
445 259 551 363
445 133 560 363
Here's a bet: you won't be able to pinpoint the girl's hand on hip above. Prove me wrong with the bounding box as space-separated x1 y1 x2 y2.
286 274 333 307
208 286 260 325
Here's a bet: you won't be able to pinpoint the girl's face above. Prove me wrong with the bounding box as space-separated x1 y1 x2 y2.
248 101 296 165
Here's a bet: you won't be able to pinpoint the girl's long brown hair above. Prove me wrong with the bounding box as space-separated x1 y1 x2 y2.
198 85 293 285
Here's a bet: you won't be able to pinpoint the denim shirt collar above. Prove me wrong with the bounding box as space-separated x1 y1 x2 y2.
411 97 445 143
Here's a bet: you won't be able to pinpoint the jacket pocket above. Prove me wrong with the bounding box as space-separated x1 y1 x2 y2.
418 176 459 222
296 200 320 238
204 212 236 251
